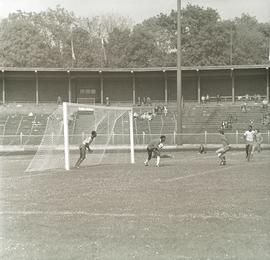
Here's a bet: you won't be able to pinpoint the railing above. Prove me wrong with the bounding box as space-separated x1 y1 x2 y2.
1 131 270 147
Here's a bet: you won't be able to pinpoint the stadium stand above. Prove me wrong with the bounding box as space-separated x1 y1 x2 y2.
0 102 269 146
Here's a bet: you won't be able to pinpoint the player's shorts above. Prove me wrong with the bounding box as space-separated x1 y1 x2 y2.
147 148 160 160
79 145 87 159
216 145 230 154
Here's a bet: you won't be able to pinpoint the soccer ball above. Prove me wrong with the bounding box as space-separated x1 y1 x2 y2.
158 143 164 149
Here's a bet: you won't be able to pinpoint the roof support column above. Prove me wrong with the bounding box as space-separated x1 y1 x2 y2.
163 70 168 104
99 71 104 104
266 67 269 103
67 71 71 103
1 70 5 104
231 68 235 103
35 70 39 105
131 71 135 105
197 69 200 104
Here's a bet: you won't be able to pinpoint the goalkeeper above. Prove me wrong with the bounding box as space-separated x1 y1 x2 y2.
75 130 97 168
144 135 166 167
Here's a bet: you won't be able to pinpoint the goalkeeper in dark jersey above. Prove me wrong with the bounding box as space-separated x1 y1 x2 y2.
144 135 166 167
75 130 97 168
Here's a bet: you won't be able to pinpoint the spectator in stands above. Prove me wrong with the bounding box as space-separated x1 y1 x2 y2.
157 105 162 115
241 102 247 112
216 94 221 103
206 94 210 103
221 121 226 129
142 97 147 106
57 96 62 106
201 95 205 104
163 106 168 117
245 94 249 102
105 97 110 106
137 97 141 106
262 99 268 109
262 114 270 125
237 96 242 102
253 94 257 103
146 96 152 106
133 112 139 119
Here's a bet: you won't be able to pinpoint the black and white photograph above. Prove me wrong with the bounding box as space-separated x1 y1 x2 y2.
0 0 270 259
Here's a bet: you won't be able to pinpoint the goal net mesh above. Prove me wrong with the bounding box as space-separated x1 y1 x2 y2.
26 103 133 172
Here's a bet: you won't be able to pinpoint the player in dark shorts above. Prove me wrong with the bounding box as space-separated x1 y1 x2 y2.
216 129 230 165
144 135 166 167
75 130 97 168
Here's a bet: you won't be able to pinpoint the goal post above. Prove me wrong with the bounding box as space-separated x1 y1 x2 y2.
63 102 70 170
26 102 135 172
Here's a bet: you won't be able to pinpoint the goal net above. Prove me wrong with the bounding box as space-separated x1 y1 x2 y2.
26 102 134 172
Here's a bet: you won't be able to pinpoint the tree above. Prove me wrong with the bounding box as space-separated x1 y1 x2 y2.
232 14 267 64
0 11 52 67
106 27 131 67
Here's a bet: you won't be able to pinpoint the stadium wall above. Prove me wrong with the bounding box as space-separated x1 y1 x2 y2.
0 66 269 104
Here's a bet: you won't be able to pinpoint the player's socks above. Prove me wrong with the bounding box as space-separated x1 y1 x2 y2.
156 156 160 166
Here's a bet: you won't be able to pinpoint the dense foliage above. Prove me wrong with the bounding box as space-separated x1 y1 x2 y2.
0 5 269 68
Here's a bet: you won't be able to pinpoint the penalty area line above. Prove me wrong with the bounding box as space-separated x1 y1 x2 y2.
156 159 270 183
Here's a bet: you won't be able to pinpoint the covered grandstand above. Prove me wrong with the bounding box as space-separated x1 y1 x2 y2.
0 65 270 149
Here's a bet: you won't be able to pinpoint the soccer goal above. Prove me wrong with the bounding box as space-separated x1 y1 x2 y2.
26 102 134 172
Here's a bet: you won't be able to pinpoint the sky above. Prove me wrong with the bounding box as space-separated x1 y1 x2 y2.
0 0 269 23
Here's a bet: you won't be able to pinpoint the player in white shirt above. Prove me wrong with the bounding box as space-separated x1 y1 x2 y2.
75 130 97 168
243 125 255 161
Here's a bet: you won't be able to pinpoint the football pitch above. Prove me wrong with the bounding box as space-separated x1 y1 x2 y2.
1 150 270 259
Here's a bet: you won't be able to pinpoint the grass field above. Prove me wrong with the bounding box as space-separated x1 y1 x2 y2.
1 149 270 259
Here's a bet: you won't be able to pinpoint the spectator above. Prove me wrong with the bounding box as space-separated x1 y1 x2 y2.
133 112 139 119
201 95 205 104
163 106 168 117
142 97 147 106
137 97 141 106
157 105 162 115
237 96 242 102
245 94 249 102
241 102 247 112
206 94 210 103
221 121 226 129
57 96 62 106
216 94 221 103
105 97 110 106
146 96 152 106
254 94 259 103
262 99 268 109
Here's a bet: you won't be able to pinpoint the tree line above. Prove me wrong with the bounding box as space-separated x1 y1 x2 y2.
0 4 269 68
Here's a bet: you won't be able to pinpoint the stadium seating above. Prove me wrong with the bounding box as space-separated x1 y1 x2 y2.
0 102 269 146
